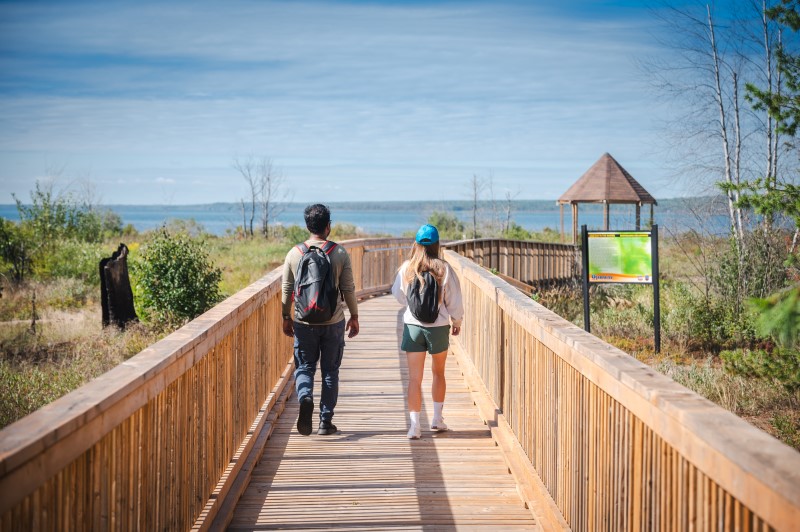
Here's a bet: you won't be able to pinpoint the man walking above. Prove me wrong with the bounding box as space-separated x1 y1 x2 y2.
281 204 359 436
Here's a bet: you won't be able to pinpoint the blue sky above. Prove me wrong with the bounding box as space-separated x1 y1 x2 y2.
1 0 687 204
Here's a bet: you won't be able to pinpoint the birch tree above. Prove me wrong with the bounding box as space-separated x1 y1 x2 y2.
233 157 259 237
645 1 790 253
257 157 290 238
469 174 485 239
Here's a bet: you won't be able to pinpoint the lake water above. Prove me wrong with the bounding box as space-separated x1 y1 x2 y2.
0 202 733 237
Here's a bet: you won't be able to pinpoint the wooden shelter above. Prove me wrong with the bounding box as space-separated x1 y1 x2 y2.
557 152 657 243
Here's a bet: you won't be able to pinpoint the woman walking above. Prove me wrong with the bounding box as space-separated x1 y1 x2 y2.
391 224 464 439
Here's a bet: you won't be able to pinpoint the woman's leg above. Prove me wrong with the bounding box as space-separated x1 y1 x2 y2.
406 351 427 412
430 350 448 430
430 350 447 403
406 350 426 438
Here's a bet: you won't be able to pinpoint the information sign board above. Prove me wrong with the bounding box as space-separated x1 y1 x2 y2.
587 231 652 284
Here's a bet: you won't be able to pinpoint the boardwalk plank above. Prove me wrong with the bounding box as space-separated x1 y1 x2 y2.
228 295 539 530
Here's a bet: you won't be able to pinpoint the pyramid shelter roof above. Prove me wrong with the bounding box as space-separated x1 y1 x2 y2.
557 153 657 205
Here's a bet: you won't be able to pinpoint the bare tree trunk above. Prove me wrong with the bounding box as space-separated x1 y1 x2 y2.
762 0 777 230
708 6 743 249
504 191 513 233
240 198 246 237
470 174 483 239
487 173 499 235
249 199 255 237
248 157 290 240
732 72 745 244
763 0 775 189
233 157 259 237
100 244 138 329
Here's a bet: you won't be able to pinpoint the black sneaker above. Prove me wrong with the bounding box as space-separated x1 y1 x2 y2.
297 397 313 436
317 422 338 435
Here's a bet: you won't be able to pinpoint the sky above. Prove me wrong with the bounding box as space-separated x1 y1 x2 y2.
0 0 690 205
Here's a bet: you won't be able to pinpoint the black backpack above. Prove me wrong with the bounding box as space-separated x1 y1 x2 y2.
293 241 339 323
407 270 440 323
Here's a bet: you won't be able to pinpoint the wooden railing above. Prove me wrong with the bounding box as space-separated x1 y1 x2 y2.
4 237 798 531
444 238 579 286
0 238 412 531
445 249 800 531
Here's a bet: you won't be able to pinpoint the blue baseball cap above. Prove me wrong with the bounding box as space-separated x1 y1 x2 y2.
415 224 439 245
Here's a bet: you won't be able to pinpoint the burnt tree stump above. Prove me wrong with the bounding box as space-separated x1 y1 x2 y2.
100 243 138 329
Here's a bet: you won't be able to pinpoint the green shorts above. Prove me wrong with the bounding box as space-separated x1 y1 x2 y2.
401 323 451 354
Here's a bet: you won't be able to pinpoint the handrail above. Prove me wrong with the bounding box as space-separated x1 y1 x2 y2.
0 238 412 530
444 238 579 286
444 249 800 530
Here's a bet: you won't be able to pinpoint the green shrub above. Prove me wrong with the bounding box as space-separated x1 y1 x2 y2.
0 359 84 427
687 296 757 350
38 240 105 281
721 346 800 392
501 222 533 240
771 413 800 450
427 211 465 240
750 285 800 348
330 222 365 240
281 224 310 244
0 218 34 283
132 229 223 327
661 281 695 346
162 218 207 238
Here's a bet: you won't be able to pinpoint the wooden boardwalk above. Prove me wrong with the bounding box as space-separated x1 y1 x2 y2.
228 295 539 531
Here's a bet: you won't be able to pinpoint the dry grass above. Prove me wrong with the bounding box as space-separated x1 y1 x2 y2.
0 307 161 428
652 357 800 449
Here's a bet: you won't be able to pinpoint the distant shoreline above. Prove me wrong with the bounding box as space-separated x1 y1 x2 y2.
0 196 722 213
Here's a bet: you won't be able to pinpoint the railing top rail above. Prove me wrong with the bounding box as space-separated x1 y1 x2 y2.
444 249 800 526
339 237 414 249
444 237 578 249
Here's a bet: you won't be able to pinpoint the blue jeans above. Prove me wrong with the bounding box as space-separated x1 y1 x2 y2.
293 320 346 423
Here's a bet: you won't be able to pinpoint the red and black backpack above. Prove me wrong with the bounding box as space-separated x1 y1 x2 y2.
293 241 339 323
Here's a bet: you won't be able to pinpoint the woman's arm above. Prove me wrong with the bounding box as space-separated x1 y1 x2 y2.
443 264 464 329
391 262 408 306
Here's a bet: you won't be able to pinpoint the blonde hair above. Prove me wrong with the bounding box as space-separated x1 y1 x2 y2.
403 242 446 297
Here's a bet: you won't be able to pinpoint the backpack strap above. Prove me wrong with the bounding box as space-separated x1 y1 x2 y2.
296 243 310 254
321 241 337 255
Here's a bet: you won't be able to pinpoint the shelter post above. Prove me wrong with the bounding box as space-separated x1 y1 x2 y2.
636 202 641 230
603 201 609 230
571 203 579 245
560 204 565 243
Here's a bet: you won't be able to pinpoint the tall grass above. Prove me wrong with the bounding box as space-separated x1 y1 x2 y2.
0 312 161 428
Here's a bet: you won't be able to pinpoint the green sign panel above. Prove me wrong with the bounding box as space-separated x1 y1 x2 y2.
587 231 652 284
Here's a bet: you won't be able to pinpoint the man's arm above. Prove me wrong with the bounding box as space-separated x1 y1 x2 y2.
337 249 359 338
281 250 296 337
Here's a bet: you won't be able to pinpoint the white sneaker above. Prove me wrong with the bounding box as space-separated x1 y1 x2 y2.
407 423 421 439
431 418 448 432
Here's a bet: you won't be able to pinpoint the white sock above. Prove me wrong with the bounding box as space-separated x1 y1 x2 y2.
409 411 420 425
433 402 444 421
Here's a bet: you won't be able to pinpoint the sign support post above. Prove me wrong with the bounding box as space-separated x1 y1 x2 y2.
581 224 590 333
652 224 661 353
